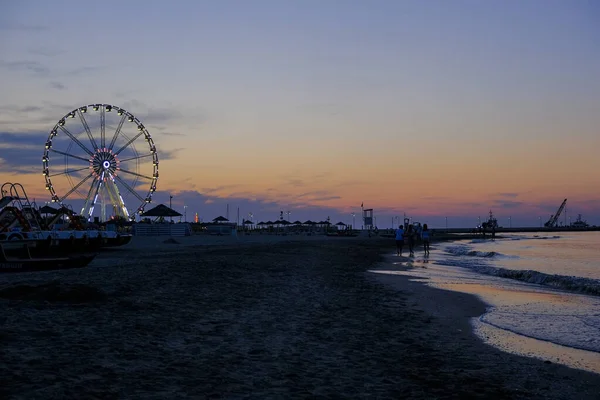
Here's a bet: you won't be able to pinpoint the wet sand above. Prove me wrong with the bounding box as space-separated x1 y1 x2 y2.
1 237 599 399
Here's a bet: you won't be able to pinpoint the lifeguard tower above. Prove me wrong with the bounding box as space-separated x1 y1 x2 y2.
363 208 374 230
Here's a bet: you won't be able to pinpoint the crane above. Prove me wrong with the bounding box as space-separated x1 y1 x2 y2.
544 199 567 228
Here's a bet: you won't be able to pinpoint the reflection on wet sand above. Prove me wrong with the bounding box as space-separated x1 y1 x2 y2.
373 261 600 375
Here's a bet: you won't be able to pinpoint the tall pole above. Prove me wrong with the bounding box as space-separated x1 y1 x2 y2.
237 207 240 227
184 205 187 222
169 195 173 223
351 212 355 229
509 216 512 228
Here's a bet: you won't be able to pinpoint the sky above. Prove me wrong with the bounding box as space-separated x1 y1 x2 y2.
1 0 599 228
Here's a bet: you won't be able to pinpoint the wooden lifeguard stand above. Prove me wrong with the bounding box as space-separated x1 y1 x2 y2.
363 208 374 230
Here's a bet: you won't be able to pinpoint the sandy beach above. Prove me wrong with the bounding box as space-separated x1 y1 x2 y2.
1 236 599 399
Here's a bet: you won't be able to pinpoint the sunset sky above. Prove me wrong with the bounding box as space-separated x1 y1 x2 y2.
1 0 599 228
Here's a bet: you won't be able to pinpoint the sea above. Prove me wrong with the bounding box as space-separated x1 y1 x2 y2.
385 231 600 374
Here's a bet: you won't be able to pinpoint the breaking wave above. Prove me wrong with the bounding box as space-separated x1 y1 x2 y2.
472 265 600 296
505 235 561 241
436 255 600 296
444 245 515 259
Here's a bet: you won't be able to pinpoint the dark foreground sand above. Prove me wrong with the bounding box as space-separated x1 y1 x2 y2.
1 238 599 399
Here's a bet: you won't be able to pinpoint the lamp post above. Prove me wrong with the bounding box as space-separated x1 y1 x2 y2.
351 212 355 229
286 210 291 222
539 216 542 228
184 205 187 222
169 195 173 223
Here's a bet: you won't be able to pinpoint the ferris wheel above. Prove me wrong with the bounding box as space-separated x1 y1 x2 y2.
42 104 159 221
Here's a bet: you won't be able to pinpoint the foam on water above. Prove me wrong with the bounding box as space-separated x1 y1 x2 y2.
381 232 600 374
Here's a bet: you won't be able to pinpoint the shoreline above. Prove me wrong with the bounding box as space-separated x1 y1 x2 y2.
1 237 599 398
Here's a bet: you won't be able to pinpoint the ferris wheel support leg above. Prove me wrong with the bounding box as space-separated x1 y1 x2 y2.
81 177 98 217
108 179 129 218
87 179 103 221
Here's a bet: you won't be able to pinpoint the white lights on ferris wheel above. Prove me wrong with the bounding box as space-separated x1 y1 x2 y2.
42 103 159 221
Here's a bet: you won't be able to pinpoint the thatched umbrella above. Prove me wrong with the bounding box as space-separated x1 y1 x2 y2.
141 204 182 217
335 222 346 226
242 219 253 225
293 220 303 225
212 216 229 223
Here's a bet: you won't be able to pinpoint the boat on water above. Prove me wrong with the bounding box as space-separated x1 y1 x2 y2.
570 214 590 229
0 241 96 273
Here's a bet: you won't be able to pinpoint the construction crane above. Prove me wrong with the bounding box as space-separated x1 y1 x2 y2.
544 199 567 228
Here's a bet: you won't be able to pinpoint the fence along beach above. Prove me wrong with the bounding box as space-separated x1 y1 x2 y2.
1 235 599 399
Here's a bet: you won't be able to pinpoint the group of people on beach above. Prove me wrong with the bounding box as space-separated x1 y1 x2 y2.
395 223 430 257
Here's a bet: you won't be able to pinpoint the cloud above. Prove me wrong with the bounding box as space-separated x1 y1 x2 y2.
288 179 305 187
199 184 244 196
69 66 105 76
0 59 106 79
0 131 46 173
0 129 179 175
50 82 66 90
29 47 63 57
492 200 524 209
153 189 347 224
159 131 186 137
0 105 44 114
496 192 519 198
0 60 50 76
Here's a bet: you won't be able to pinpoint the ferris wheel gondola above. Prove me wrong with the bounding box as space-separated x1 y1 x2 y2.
42 104 159 221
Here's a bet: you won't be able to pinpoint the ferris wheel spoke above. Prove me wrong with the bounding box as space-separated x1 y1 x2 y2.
100 106 106 149
114 131 144 156
49 166 90 177
60 173 94 202
118 168 154 180
77 110 98 151
114 174 147 204
108 114 126 151
49 149 90 163
119 153 153 163
58 125 94 156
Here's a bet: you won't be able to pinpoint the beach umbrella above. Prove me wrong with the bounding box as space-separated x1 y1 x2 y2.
242 219 253 225
212 216 229 223
293 220 303 225
303 220 314 225
257 221 265 226
335 222 346 226
279 220 291 225
140 204 182 217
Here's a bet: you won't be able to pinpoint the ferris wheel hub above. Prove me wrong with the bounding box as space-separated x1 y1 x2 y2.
91 150 119 179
